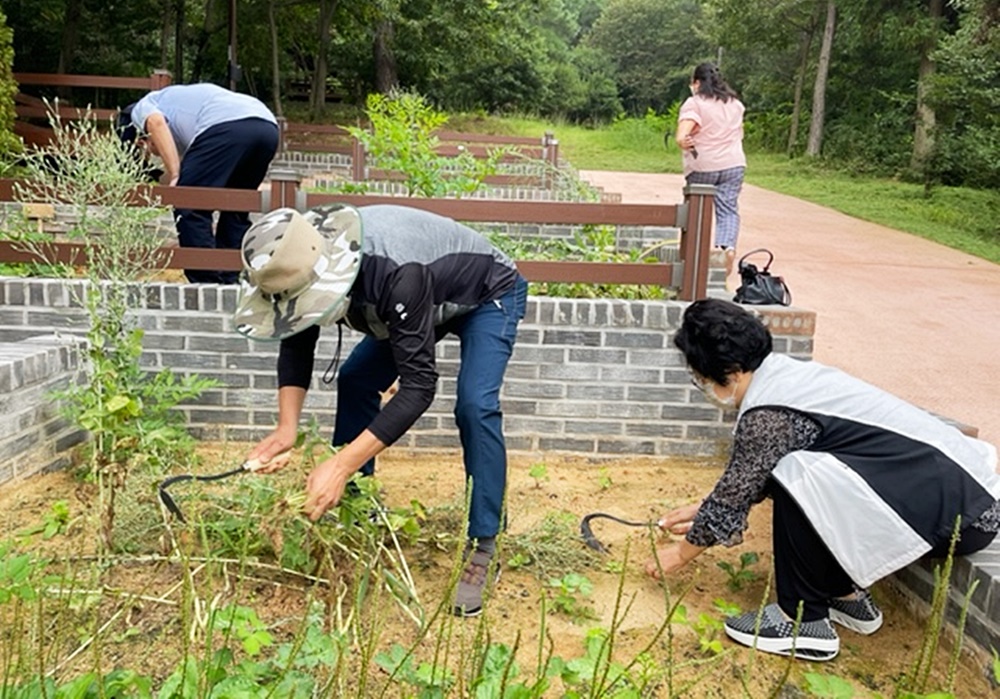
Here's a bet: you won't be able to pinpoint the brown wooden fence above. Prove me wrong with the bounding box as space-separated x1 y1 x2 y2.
12 72 560 187
0 174 716 300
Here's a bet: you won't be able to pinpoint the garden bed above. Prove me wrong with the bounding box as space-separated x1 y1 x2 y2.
1 445 996 697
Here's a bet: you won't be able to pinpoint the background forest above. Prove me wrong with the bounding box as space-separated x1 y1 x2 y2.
0 0 999 190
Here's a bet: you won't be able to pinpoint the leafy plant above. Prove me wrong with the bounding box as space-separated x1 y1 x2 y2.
546 572 597 623
346 88 514 198
528 462 549 488
597 467 614 491
7 105 216 550
0 542 39 604
482 218 675 301
551 628 638 697
17 500 70 540
375 643 455 698
717 551 761 592
804 672 856 698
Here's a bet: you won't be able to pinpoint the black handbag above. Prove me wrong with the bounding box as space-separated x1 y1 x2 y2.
733 248 792 306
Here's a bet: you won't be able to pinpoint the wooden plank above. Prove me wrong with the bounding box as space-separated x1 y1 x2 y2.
0 240 674 285
305 194 678 226
517 260 674 285
14 73 158 90
436 130 541 146
16 105 117 121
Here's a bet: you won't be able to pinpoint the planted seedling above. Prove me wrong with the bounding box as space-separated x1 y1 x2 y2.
528 462 549 488
717 551 760 592
546 572 598 623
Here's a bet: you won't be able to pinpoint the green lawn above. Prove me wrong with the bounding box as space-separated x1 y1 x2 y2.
456 113 1000 265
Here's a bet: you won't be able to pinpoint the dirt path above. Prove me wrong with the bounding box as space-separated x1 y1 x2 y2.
580 171 1000 448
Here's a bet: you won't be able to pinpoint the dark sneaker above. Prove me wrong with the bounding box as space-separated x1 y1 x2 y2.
452 547 499 618
829 588 883 635
724 603 840 661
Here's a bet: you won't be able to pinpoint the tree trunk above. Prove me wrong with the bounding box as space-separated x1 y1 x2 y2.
56 0 83 76
160 0 172 70
911 0 943 175
373 20 398 94
190 0 219 84
174 0 185 80
309 0 337 119
269 0 283 118
806 0 837 157
785 3 820 157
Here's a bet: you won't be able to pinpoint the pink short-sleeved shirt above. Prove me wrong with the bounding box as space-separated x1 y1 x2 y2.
678 95 746 176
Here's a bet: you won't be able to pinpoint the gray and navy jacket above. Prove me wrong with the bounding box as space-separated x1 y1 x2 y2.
278 205 521 446
739 353 999 587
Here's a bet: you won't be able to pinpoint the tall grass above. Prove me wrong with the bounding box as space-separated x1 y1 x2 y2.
453 113 1000 265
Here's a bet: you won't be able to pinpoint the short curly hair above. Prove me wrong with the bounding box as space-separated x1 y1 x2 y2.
673 299 772 386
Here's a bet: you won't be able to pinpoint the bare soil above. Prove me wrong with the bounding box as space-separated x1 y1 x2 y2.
1 446 997 697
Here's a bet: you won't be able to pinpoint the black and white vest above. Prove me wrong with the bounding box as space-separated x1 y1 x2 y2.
739 353 999 587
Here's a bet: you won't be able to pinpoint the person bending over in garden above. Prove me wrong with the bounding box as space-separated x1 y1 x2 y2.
233 203 528 618
647 298 999 661
118 83 279 284
675 62 746 280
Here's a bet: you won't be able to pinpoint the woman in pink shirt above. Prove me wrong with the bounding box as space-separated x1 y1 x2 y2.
675 63 747 278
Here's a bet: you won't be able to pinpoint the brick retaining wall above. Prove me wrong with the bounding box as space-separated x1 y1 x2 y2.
0 333 86 482
1 275 996 660
0 276 813 457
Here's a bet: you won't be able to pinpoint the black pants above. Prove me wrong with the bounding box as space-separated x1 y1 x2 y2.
175 117 279 284
770 482 997 622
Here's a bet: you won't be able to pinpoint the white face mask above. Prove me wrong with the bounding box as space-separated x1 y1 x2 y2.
691 373 737 410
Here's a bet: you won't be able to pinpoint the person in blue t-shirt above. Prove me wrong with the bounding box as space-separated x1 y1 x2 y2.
119 84 279 284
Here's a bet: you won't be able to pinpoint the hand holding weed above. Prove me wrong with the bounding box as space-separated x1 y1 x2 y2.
304 455 351 521
247 428 297 474
657 501 701 535
645 543 687 580
645 540 706 580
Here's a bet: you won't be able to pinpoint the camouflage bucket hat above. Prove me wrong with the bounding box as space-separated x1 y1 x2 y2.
234 205 363 341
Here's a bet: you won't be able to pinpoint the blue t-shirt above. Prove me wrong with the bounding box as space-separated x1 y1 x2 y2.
130 84 276 157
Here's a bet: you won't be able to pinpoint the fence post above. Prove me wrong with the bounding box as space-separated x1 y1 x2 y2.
543 131 559 181
150 69 172 90
679 183 715 301
276 117 287 156
351 137 366 182
267 169 303 212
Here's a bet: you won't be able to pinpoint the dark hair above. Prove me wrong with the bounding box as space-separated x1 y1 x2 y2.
691 62 739 103
117 103 138 144
673 299 772 385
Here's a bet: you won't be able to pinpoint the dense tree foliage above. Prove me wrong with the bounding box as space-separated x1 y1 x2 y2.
1 0 997 189
0 6 19 160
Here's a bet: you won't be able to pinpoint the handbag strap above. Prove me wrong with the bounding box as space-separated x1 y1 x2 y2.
738 248 775 273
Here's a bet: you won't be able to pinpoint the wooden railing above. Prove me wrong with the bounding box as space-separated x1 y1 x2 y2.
0 174 715 300
11 72 559 186
276 119 559 187
13 71 174 147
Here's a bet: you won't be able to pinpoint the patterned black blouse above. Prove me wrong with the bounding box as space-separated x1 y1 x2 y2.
686 407 1000 548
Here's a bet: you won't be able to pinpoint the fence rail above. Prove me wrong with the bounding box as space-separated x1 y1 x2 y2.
4 72 712 298
0 175 715 299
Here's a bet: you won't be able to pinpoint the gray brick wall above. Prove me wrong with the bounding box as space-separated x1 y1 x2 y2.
0 277 815 458
0 334 86 483
889 537 1000 658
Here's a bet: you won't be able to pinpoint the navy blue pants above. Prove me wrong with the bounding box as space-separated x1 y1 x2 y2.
175 117 279 284
333 277 528 539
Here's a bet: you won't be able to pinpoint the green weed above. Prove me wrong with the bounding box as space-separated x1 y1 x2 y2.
17 500 71 541
546 572 598 623
716 551 761 592
528 462 549 488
